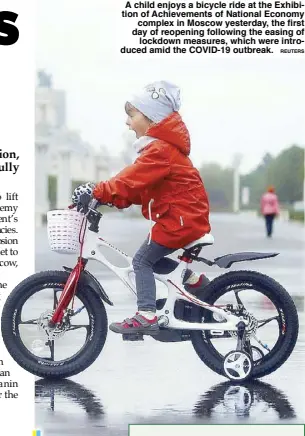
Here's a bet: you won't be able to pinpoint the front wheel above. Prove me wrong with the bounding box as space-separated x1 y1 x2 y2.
1 270 108 379
190 270 299 379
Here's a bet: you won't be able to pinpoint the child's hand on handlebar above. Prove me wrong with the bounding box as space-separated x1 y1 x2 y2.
71 182 114 213
72 182 95 213
76 193 92 214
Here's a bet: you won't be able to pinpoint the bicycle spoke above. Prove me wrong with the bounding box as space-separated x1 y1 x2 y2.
19 319 38 325
53 289 59 310
234 290 244 307
67 325 89 332
257 316 279 329
46 340 55 361
253 334 271 353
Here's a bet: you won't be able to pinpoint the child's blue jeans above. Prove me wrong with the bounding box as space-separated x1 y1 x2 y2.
132 238 177 312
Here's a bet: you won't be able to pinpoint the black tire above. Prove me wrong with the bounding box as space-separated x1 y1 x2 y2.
1 270 108 379
190 270 299 379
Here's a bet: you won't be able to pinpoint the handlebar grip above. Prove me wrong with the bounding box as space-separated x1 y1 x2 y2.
89 199 100 210
68 199 106 212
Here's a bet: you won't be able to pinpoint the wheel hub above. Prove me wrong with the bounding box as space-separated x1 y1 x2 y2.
37 310 70 340
246 313 258 337
228 308 258 339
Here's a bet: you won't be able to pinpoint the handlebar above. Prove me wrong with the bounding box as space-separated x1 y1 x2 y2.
89 199 100 210
68 199 110 211
68 199 109 233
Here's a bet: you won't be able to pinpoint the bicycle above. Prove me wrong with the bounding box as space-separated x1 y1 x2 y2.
1 200 299 381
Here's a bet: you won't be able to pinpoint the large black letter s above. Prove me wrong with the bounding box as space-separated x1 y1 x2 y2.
0 11 19 46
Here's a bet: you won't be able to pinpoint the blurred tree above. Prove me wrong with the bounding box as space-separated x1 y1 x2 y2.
48 175 57 209
241 145 304 207
241 152 274 208
199 163 234 211
201 145 304 211
266 145 304 203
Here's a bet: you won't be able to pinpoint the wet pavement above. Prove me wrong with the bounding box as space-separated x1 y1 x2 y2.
34 213 305 435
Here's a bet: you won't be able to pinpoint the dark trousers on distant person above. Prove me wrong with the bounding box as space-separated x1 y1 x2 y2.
264 214 276 237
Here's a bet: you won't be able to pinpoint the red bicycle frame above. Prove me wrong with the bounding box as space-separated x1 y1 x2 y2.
50 213 87 325
50 258 85 324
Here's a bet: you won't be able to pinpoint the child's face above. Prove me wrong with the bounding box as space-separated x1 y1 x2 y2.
126 106 152 139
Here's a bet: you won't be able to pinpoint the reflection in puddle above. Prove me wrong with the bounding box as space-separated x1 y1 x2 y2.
35 379 104 420
35 378 295 425
193 380 296 420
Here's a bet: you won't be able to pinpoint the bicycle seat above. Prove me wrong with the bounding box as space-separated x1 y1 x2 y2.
183 233 214 250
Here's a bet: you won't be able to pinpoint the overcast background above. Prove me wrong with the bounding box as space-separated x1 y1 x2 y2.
36 0 305 173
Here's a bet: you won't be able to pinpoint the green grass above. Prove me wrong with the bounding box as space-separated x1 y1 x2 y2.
289 210 304 222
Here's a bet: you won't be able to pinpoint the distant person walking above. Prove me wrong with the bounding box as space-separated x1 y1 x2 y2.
260 186 280 238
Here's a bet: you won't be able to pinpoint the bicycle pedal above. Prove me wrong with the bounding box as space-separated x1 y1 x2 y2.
122 333 144 341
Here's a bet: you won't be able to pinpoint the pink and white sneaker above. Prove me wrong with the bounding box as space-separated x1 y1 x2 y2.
109 312 159 335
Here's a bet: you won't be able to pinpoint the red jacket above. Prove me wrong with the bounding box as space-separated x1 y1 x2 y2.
93 112 211 249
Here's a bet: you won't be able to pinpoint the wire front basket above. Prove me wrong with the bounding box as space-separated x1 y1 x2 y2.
47 209 85 254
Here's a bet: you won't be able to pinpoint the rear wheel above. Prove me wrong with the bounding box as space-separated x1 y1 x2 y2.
190 270 299 379
1 270 108 379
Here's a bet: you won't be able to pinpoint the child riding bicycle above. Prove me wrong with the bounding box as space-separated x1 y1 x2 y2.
72 81 211 335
